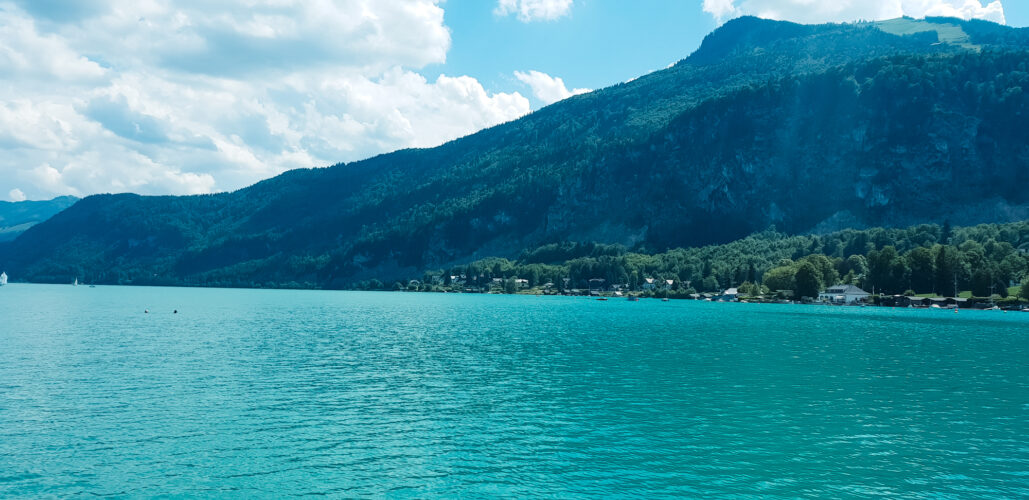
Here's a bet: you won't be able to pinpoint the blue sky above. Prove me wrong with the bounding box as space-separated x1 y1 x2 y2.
440 0 1025 99
435 1 721 100
0 0 1021 201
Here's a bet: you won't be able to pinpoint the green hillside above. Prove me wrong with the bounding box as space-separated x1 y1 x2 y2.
875 18 978 50
0 196 79 243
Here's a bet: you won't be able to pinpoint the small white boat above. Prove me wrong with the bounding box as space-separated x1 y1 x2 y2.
0 271 7 286
73 278 78 286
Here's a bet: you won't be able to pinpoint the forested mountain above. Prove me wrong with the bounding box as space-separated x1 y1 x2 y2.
0 196 78 243
3 16 1029 288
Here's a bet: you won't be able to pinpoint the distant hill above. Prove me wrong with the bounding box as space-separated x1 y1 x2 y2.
0 196 78 243
3 16 1029 287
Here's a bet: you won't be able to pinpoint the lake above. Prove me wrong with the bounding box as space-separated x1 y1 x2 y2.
1 284 1027 498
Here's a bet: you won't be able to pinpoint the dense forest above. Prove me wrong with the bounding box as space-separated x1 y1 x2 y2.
3 17 1029 288
386 221 1029 303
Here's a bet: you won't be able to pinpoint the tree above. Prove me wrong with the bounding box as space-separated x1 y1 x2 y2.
801 254 839 288
867 246 908 294
971 269 992 298
795 262 822 299
934 245 953 296
842 270 858 285
997 280 1009 298
840 255 868 280
629 271 639 291
763 265 796 292
1021 281 1029 301
504 278 518 294
906 247 936 293
526 266 541 288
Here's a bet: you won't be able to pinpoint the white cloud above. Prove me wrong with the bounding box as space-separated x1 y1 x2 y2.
703 0 1006 25
913 0 1005 23
22 152 217 197
514 70 591 105
8 188 26 202
496 0 574 22
304 69 530 156
0 1 532 200
703 0 739 20
0 11 106 82
19 0 454 78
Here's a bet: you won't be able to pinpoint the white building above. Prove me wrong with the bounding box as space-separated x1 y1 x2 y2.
819 285 871 304
719 288 739 301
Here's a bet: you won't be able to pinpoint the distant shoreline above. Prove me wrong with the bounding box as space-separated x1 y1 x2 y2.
5 281 1028 312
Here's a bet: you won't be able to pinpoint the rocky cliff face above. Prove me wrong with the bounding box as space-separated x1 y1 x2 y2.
4 17 1029 287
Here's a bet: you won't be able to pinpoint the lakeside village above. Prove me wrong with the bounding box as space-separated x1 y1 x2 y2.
394 274 1029 311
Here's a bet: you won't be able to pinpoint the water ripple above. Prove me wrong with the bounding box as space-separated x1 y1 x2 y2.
1 285 1027 498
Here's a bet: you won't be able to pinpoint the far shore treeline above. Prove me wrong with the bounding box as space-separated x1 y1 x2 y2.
363 221 1029 303
5 221 1029 304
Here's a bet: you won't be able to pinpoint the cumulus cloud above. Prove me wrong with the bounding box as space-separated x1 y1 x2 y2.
514 70 590 105
703 0 1006 25
496 0 574 22
0 10 106 82
703 0 740 20
8 188 26 202
0 1 532 200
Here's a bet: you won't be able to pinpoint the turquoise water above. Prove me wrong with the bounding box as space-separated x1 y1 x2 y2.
1 284 1027 498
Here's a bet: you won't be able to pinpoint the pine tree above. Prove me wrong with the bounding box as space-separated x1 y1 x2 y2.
934 245 954 296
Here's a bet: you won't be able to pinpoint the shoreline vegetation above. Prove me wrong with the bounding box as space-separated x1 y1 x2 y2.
372 221 1029 311
9 221 1029 310
378 283 1028 311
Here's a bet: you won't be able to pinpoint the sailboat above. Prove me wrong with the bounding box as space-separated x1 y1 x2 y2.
73 278 78 286
0 271 7 286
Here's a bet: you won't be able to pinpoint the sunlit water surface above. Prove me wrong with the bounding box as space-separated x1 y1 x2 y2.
1 284 1027 498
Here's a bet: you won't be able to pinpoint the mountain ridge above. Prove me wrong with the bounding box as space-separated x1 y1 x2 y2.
0 196 79 243
4 16 1029 287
